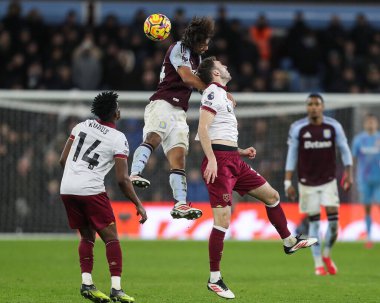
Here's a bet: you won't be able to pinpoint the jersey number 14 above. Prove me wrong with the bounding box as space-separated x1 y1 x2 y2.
73 131 101 170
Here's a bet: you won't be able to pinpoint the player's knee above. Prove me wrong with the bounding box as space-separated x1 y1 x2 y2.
145 133 161 149
265 190 280 206
214 209 231 229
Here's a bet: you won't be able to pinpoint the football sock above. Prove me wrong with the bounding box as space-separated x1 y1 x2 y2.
82 272 93 286
209 226 227 272
323 212 339 258
365 214 372 241
79 238 94 275
283 235 297 247
309 214 323 266
105 239 122 277
210 271 221 283
169 169 187 203
265 201 291 239
111 276 121 290
131 143 153 175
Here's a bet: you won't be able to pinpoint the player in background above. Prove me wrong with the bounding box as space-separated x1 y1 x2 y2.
197 57 317 299
130 17 234 220
352 114 380 249
284 93 353 276
59 92 147 303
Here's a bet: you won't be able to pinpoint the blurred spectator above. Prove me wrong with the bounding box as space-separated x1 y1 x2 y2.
72 33 102 90
249 14 272 60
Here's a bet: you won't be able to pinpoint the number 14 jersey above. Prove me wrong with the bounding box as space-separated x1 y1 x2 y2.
60 119 129 195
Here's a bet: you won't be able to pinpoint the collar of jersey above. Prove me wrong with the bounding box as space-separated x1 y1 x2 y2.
208 82 227 91
97 119 116 129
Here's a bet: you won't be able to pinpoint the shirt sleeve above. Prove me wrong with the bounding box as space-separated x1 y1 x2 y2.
334 122 353 166
113 133 130 159
69 123 80 140
169 43 192 70
285 123 299 171
200 87 223 115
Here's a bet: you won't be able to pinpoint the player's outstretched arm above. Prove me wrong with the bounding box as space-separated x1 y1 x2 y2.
59 137 74 168
115 157 147 224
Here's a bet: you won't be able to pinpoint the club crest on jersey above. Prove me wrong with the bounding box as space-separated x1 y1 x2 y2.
323 129 332 139
159 121 167 129
223 194 230 202
207 92 214 100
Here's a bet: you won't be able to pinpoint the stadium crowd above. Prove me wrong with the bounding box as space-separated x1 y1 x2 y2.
0 2 369 232
1 2 380 93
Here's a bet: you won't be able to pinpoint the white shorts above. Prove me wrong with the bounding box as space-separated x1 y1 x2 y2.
143 100 189 154
298 179 340 214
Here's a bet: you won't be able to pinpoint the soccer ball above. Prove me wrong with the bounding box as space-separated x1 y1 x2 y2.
144 13 171 41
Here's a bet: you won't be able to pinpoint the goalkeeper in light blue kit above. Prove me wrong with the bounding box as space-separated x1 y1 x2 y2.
352 114 380 249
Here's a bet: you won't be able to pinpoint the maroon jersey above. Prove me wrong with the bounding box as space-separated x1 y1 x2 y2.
286 116 352 186
150 41 201 112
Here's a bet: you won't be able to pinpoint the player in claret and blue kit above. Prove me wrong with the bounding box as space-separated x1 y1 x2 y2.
285 93 353 276
130 17 235 220
60 92 147 303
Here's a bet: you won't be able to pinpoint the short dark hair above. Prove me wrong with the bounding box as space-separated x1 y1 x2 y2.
365 113 378 120
182 17 214 52
91 91 118 121
307 93 324 103
197 56 217 85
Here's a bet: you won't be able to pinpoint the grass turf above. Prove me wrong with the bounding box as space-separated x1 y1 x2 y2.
0 240 378 303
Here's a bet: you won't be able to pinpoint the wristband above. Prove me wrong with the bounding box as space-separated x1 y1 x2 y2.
284 180 292 191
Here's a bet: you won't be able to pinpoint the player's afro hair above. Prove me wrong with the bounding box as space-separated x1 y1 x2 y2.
91 91 119 121
182 17 214 52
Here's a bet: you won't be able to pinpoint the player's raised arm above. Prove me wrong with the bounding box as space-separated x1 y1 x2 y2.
114 157 147 224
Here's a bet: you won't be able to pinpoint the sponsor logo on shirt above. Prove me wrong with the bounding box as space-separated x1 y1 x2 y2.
204 101 213 106
207 92 214 100
159 121 167 129
226 104 232 113
303 131 312 138
304 140 332 149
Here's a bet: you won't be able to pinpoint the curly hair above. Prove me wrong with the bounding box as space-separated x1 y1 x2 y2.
181 17 214 52
91 91 119 121
197 56 217 85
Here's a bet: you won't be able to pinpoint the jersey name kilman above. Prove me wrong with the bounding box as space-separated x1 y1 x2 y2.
60 119 129 196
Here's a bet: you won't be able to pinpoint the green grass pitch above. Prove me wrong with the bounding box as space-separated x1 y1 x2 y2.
0 240 378 303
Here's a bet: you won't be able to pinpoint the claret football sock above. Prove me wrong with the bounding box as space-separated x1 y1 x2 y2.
265 201 292 239
209 226 227 272
79 239 94 274
105 239 122 277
